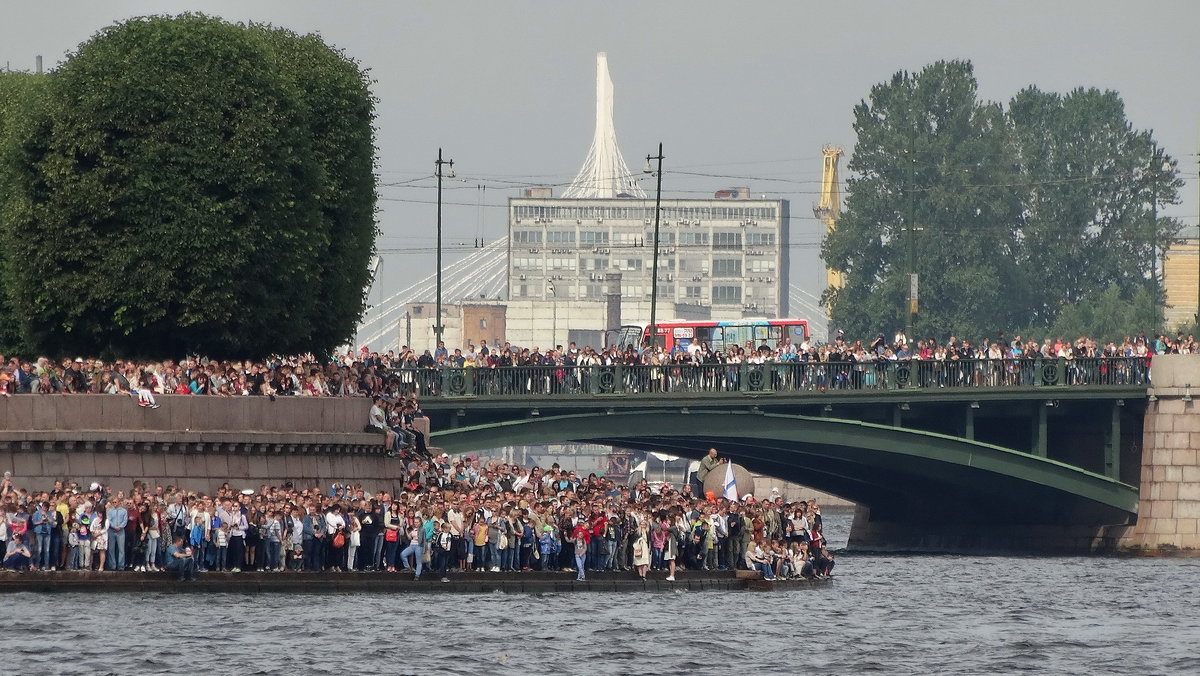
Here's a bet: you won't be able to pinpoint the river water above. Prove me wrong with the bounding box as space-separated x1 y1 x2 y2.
5 513 1199 675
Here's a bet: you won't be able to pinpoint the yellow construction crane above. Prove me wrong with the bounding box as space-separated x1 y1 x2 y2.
813 146 844 292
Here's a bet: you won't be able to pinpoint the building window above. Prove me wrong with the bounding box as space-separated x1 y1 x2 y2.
547 257 577 271
513 231 543 244
684 286 702 299
746 232 776 246
580 231 610 245
479 319 487 329
547 231 576 244
713 286 742 304
712 259 742 277
713 232 742 250
512 257 542 271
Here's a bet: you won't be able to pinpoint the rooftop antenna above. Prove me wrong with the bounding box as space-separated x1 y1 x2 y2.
563 52 646 199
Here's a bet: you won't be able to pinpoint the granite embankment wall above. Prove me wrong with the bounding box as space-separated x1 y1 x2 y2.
0 395 427 493
1118 354 1200 551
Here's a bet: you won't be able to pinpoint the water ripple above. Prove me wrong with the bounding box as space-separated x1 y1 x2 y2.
0 514 1197 674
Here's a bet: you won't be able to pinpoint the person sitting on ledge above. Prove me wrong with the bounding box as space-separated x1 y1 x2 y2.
165 535 196 581
3 533 32 571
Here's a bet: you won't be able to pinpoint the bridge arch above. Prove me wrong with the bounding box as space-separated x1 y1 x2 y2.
433 410 1137 528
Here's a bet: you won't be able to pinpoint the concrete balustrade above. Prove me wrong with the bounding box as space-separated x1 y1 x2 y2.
0 395 429 494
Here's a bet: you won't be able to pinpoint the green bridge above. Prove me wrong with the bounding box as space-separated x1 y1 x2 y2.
414 357 1192 553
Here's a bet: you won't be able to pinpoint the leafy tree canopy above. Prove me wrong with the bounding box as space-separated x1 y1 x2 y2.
823 60 1182 343
0 14 377 359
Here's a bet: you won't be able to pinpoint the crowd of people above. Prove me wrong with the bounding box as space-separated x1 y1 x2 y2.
367 329 1164 396
0 449 834 583
0 327 1178 401
0 353 404 400
0 326 1176 582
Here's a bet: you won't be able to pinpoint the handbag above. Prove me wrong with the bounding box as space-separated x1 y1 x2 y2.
384 529 399 542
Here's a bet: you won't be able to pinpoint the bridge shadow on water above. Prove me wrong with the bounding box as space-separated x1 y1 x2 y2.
432 410 1139 554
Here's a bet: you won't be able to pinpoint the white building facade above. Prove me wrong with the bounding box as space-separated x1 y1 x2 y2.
507 192 790 322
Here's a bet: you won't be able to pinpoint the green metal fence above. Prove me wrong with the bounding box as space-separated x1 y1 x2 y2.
389 357 1151 398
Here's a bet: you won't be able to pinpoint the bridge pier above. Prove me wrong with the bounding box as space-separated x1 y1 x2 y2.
1031 402 1048 457
1118 355 1200 552
1104 400 1122 480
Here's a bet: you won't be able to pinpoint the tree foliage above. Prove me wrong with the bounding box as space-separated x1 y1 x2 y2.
823 60 1182 341
0 70 50 355
0 14 377 358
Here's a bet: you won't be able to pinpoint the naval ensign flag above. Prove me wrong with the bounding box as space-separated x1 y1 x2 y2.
722 461 738 500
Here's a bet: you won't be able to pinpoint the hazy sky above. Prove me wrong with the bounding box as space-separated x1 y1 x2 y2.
4 1 1199 321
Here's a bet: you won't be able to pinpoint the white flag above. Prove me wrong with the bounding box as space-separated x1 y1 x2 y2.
722 462 737 500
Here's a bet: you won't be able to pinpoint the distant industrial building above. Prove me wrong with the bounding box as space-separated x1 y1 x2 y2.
507 191 789 320
1163 239 1199 330
505 52 788 324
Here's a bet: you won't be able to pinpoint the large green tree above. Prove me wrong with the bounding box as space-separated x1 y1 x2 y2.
823 61 1182 341
251 25 379 354
823 61 1024 340
0 14 377 358
0 70 50 355
1008 86 1182 332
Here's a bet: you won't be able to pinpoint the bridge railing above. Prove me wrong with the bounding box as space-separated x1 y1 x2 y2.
390 357 1150 398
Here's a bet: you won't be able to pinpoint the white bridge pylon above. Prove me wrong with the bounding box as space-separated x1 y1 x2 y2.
355 237 509 351
562 52 645 199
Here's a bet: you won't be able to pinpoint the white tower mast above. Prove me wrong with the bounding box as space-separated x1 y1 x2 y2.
563 52 646 199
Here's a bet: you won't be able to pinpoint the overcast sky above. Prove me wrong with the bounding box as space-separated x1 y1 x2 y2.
4 1 1199 322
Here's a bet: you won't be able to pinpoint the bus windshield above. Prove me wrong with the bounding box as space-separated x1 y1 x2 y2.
614 325 643 350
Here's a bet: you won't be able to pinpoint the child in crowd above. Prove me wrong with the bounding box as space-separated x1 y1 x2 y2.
212 522 229 572
67 525 81 570
538 525 557 571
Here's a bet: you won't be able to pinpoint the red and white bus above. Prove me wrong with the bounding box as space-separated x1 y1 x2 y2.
613 318 810 353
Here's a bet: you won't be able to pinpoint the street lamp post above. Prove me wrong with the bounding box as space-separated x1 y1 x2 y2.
434 148 454 344
548 282 557 347
644 143 664 350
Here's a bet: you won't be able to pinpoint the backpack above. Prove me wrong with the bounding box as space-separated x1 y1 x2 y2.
332 530 346 548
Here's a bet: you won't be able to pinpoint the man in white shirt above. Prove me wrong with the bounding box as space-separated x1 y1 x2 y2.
324 504 347 571
368 397 387 430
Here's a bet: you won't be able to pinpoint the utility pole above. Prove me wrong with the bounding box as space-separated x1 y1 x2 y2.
905 136 917 339
434 148 454 344
644 143 665 350
1151 151 1158 335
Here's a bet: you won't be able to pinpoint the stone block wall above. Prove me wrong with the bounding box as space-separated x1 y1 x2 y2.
1119 355 1200 551
0 395 434 495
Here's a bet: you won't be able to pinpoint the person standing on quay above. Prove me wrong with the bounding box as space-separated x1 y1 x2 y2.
571 521 591 581
106 499 128 571
694 448 725 496
632 522 651 580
